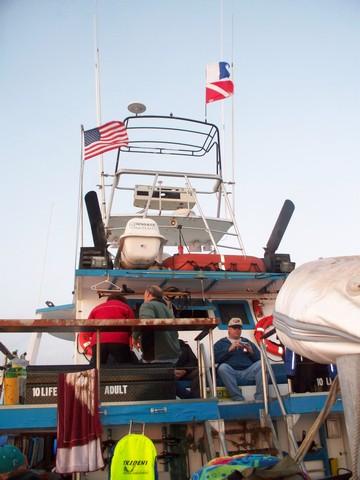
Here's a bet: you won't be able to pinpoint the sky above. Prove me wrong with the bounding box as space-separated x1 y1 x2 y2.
0 0 359 362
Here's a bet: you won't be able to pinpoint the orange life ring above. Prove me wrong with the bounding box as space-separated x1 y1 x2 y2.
254 315 284 357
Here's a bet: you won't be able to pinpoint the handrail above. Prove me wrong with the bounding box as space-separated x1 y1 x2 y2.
0 317 218 333
115 169 223 193
259 343 306 472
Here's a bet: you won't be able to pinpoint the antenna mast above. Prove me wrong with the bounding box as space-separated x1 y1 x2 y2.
231 13 236 213
94 12 106 220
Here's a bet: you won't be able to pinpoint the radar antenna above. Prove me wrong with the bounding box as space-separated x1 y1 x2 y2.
128 102 146 115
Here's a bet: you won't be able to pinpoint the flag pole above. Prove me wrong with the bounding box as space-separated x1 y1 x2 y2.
74 126 85 280
231 13 236 214
220 0 225 148
94 11 106 222
80 126 85 249
205 65 208 122
219 0 227 218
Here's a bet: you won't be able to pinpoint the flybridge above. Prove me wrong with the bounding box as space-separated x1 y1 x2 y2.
80 113 295 279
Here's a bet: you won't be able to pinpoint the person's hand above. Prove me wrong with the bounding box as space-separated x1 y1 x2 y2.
175 369 187 379
229 341 253 353
243 343 253 354
229 341 242 352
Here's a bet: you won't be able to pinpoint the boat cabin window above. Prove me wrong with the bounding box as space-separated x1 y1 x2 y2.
173 306 212 319
129 300 212 319
214 301 253 330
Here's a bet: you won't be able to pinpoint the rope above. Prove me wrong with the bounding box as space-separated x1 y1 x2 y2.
274 311 360 345
294 376 340 463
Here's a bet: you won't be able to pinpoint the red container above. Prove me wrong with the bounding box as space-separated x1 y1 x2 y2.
162 254 265 272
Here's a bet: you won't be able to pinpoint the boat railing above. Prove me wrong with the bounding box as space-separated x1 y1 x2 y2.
0 317 219 402
122 115 221 168
113 168 223 192
105 168 245 253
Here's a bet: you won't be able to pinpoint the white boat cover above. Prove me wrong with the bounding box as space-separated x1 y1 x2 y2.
274 256 360 363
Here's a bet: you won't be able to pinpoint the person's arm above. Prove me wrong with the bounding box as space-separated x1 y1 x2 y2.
84 309 95 346
186 344 198 368
125 304 135 319
134 303 155 342
214 338 232 364
242 339 260 361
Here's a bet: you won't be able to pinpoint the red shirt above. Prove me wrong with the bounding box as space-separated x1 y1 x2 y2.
87 299 134 347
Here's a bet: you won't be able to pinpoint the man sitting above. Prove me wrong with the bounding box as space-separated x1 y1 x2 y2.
214 317 264 401
138 285 180 364
86 294 134 367
175 339 200 399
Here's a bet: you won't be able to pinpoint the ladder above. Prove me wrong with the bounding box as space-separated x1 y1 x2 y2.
203 418 228 460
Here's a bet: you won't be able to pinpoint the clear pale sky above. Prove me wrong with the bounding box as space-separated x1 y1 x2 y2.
1 0 359 361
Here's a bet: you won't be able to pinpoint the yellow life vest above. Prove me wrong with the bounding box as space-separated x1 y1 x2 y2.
110 433 157 480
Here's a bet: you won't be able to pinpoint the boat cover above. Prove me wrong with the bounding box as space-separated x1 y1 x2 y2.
274 256 360 363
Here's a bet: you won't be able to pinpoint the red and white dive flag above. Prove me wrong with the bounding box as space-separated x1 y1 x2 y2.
83 121 128 160
206 62 234 104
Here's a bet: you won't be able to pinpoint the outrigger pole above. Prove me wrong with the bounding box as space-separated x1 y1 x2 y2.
94 12 106 221
231 14 236 214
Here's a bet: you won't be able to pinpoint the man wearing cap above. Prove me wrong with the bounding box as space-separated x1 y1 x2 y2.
214 317 263 401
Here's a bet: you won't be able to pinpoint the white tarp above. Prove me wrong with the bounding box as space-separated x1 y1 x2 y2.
274 256 360 363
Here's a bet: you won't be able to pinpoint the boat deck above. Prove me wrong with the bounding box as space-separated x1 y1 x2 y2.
0 394 343 431
75 268 287 299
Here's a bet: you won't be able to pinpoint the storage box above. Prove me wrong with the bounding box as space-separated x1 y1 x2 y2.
25 364 175 404
99 365 175 402
163 253 265 272
290 357 335 393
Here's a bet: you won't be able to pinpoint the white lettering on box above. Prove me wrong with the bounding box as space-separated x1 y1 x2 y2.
33 387 40 397
32 386 58 397
104 384 128 395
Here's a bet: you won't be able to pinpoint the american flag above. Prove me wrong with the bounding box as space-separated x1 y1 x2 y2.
83 121 128 160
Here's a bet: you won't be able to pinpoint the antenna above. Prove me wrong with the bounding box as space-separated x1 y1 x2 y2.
264 199 295 255
128 102 147 116
94 11 106 220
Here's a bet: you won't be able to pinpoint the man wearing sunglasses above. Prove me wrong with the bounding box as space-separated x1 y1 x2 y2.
214 317 264 401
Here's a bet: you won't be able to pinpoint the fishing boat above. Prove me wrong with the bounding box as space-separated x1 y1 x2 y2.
0 109 351 479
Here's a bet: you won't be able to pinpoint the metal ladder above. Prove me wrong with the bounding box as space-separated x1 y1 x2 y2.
259 343 307 473
203 418 228 460
183 175 246 255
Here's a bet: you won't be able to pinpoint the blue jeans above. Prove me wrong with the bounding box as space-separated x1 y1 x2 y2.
217 361 264 401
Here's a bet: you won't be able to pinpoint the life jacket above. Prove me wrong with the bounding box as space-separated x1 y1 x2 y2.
110 433 157 480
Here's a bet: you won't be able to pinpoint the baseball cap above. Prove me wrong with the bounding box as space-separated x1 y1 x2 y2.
228 318 243 327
